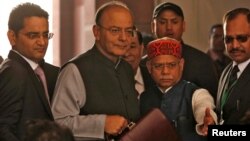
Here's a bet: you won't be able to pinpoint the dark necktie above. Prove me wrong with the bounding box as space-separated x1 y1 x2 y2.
35 66 50 104
221 65 239 109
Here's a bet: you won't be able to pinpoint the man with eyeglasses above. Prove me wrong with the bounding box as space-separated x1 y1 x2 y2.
0 3 59 141
140 37 217 141
216 7 250 125
51 1 139 140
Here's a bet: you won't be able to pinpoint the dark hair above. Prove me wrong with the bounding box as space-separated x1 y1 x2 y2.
210 24 222 33
22 119 75 141
153 2 184 20
8 2 49 34
141 33 155 47
95 1 130 25
209 24 223 37
223 7 250 24
136 30 143 45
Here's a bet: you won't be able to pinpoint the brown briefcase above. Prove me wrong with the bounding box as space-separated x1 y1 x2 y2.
119 108 181 141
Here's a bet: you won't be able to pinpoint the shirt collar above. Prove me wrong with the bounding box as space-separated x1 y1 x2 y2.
158 86 173 94
233 58 250 78
12 49 39 70
134 67 144 85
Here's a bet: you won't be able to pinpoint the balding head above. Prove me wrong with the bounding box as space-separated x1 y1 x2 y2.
95 1 133 25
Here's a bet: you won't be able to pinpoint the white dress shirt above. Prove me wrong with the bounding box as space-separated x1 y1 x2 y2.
134 67 145 98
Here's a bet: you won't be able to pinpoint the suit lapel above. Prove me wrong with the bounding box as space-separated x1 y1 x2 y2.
8 51 53 119
33 72 53 118
216 63 232 109
227 63 250 104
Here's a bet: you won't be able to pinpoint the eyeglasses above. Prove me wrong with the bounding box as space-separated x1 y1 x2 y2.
152 61 180 70
224 34 250 44
97 24 135 37
20 32 54 40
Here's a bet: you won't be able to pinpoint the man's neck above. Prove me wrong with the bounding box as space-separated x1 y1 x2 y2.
96 44 119 63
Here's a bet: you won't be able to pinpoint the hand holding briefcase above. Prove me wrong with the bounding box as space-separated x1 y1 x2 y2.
119 108 181 141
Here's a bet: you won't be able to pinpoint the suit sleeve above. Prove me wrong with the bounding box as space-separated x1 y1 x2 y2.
51 63 106 140
192 88 218 135
0 66 25 141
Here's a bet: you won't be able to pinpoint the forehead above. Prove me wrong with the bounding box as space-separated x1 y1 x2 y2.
212 26 223 32
151 55 179 63
224 14 250 34
157 9 183 20
22 17 48 31
100 6 133 27
212 27 223 35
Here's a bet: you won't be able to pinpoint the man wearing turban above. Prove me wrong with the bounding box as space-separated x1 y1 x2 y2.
140 37 217 141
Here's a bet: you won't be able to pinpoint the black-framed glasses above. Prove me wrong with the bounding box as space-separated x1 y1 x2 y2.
20 32 54 40
152 61 180 70
97 24 135 37
224 34 250 44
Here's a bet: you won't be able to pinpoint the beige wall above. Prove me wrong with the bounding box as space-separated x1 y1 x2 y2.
157 0 250 52
55 0 250 66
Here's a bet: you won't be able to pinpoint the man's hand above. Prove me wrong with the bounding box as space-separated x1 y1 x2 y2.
105 115 128 135
200 107 215 136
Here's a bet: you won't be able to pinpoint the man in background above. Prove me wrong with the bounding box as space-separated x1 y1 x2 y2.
147 2 219 99
23 119 75 141
124 30 147 96
207 24 231 77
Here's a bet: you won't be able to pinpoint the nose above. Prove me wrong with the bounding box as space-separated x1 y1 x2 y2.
161 65 170 74
232 38 241 49
166 22 172 30
118 30 128 41
36 36 47 45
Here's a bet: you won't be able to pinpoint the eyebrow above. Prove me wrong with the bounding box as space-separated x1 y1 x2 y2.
25 31 49 34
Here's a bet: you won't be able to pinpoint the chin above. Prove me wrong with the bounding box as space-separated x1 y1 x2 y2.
114 51 127 56
159 83 172 89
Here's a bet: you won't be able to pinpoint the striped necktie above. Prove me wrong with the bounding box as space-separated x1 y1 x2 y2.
221 65 239 109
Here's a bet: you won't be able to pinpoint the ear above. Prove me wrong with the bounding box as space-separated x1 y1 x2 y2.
151 20 156 38
92 25 100 40
179 58 185 72
140 44 144 56
146 60 152 74
182 20 186 33
7 30 16 47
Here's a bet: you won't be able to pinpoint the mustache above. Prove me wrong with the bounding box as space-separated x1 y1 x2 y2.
228 48 245 53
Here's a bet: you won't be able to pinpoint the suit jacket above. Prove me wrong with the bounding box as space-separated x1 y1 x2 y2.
139 65 154 92
140 42 219 99
216 62 250 124
0 56 3 64
0 50 59 141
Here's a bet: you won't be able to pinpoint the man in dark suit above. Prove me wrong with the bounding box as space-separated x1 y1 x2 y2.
216 7 250 125
207 24 232 77
123 30 148 97
0 56 3 64
0 3 59 141
141 2 219 99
